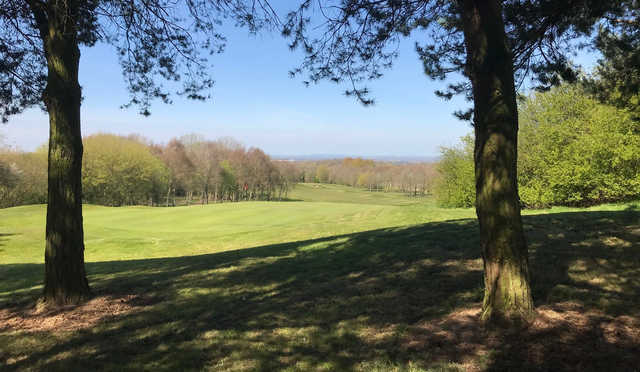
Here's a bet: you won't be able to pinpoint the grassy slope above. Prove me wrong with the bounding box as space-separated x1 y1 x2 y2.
0 184 476 265
1 183 639 371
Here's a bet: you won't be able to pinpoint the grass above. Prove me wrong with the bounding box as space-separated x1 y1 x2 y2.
0 184 474 266
0 183 639 371
286 183 426 206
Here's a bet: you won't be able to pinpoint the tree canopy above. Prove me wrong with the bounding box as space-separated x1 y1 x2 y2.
0 0 277 120
283 0 612 115
436 84 640 208
587 0 640 118
433 134 474 208
82 134 170 206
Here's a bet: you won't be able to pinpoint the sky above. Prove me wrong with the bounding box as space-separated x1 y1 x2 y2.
0 9 600 157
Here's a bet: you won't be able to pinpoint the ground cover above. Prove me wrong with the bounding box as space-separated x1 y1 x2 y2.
1 184 638 371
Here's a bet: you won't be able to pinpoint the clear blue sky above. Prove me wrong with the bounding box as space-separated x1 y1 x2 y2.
1 15 598 157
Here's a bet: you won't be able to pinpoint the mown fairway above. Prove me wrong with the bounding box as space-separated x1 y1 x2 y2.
1 184 639 371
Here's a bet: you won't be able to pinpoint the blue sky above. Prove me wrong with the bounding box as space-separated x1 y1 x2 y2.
1 15 598 157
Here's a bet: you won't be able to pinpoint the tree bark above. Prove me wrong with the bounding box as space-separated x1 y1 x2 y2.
33 0 91 305
461 0 534 324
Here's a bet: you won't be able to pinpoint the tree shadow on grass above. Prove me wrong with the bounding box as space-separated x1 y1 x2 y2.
276 198 304 202
0 232 17 249
526 209 640 315
1 209 638 371
481 208 640 371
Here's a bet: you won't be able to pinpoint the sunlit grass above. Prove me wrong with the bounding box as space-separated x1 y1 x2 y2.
0 184 638 371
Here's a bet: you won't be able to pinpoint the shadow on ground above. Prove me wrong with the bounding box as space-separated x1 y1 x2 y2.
0 233 18 258
1 210 638 371
0 233 16 247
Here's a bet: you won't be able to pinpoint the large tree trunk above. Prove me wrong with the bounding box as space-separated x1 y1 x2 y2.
37 0 91 305
461 0 534 324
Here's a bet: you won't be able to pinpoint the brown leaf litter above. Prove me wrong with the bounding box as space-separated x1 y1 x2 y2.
0 293 160 333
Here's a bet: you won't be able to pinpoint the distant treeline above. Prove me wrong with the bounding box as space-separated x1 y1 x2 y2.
0 150 47 207
287 157 438 196
0 134 297 208
436 84 640 208
6 83 635 210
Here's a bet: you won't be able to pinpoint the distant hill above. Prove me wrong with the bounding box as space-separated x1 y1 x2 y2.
271 154 439 163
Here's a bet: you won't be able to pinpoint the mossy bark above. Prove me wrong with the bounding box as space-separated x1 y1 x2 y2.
461 0 534 324
32 0 90 305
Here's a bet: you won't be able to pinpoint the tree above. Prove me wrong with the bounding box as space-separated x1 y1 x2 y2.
185 139 224 204
518 85 640 207
434 135 475 208
0 151 19 206
219 159 237 200
459 1 537 322
0 149 48 208
0 134 14 191
436 84 640 208
157 139 195 206
283 0 618 323
586 1 640 119
82 134 170 206
1 1 276 304
315 164 330 183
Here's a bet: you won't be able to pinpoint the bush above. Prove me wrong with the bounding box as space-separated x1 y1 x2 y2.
434 135 475 208
435 85 640 208
518 85 640 207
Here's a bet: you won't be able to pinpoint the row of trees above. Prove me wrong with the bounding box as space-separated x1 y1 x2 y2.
0 134 293 208
436 84 640 208
153 135 297 205
290 157 438 196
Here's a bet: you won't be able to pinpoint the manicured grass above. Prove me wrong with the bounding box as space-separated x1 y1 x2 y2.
287 183 427 206
0 184 638 371
0 184 474 266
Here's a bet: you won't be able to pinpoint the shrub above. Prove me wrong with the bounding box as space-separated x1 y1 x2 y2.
434 135 475 208
435 85 640 208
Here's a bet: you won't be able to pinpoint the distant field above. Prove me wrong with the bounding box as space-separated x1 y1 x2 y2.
287 183 426 205
1 184 639 371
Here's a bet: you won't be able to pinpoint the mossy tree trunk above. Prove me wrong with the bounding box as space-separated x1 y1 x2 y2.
30 0 90 305
461 0 534 324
